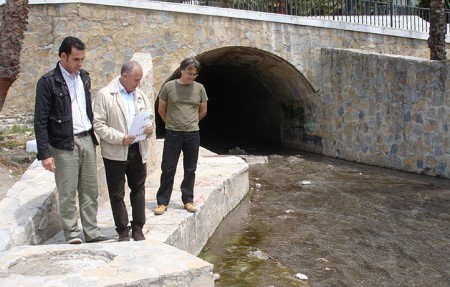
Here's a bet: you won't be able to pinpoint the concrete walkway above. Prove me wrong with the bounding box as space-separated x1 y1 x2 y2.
0 139 249 286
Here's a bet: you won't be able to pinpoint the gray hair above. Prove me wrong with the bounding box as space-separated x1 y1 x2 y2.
121 60 141 76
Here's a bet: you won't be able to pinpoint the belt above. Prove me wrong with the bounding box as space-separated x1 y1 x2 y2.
74 131 89 137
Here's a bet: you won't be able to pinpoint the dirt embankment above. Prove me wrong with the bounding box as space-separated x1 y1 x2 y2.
0 113 36 200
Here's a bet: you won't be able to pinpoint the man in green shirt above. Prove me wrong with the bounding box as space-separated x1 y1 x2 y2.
154 56 208 215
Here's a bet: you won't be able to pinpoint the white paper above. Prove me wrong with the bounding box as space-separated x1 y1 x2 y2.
129 109 154 144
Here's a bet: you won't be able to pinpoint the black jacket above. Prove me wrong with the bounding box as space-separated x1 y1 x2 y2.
34 62 98 161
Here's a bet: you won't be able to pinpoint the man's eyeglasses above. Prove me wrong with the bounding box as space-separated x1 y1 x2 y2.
183 70 198 78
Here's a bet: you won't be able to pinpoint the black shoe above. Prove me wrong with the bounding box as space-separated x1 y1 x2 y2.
118 227 131 242
132 228 146 241
86 236 114 243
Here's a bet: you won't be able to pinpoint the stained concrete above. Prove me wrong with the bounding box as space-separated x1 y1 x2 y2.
0 139 249 286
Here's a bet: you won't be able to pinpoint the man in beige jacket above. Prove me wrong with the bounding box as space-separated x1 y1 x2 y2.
93 60 153 242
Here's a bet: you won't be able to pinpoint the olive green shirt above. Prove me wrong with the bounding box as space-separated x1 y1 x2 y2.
159 80 208 132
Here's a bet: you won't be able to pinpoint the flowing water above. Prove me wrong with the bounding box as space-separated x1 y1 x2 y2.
199 151 450 287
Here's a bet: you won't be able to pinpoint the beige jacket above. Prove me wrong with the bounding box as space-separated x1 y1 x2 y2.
93 77 152 163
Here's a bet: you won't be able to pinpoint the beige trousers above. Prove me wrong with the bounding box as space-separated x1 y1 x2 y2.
51 135 101 241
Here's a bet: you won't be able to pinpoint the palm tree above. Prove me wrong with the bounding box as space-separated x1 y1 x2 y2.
0 0 29 112
426 0 447 60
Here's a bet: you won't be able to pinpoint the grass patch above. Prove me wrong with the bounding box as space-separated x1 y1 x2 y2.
10 125 34 134
0 124 35 151
1 141 23 150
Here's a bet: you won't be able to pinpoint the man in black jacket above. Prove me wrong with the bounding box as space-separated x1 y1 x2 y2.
34 36 110 244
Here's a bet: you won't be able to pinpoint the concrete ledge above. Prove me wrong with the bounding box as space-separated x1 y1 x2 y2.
0 240 214 286
0 140 249 286
0 150 111 252
0 160 60 251
148 153 249 255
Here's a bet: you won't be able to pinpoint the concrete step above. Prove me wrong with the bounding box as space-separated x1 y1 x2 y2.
0 139 249 286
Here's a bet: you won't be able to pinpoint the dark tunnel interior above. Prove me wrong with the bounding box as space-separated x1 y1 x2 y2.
154 46 315 155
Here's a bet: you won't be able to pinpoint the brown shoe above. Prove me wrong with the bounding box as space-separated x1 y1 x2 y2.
132 228 146 241
184 202 198 213
154 204 167 215
118 227 130 242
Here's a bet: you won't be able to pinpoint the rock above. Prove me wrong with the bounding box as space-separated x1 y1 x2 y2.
228 146 247 155
249 249 270 260
26 139 37 153
295 272 308 280
240 155 268 165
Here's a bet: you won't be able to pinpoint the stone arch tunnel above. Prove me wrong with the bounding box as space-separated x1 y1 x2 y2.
155 46 316 155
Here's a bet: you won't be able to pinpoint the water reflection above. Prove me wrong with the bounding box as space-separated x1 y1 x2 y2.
200 152 450 286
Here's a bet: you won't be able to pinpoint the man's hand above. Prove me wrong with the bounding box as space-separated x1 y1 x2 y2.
144 124 154 135
123 134 137 146
42 157 55 173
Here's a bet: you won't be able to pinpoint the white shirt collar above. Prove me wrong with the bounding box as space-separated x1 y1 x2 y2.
59 63 79 79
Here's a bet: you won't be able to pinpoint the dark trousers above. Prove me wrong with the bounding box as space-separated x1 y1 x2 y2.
103 144 147 232
156 130 200 206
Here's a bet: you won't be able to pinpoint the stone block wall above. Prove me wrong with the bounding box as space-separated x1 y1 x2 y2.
2 2 449 179
317 48 449 178
1 2 435 117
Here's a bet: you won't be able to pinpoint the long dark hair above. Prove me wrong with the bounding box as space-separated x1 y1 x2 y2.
180 56 201 73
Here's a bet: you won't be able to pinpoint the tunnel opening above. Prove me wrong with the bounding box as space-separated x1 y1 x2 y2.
155 46 316 155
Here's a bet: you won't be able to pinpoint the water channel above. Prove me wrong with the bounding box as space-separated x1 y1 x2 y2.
199 149 450 286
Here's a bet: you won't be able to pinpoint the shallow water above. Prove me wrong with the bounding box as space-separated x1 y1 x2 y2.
200 152 450 286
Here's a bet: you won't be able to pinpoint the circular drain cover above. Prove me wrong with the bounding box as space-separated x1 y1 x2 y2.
8 249 115 276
